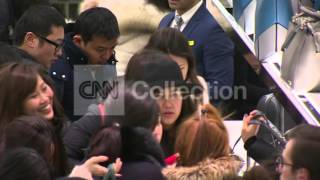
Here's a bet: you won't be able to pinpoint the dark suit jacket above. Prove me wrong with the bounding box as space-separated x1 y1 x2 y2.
159 1 234 104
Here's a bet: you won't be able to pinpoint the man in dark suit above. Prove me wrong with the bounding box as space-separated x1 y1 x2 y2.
159 0 234 105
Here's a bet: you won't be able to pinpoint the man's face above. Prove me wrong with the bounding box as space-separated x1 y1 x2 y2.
79 36 118 65
35 26 64 69
279 140 297 180
168 0 200 14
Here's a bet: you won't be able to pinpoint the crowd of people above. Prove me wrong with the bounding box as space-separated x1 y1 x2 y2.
0 0 320 180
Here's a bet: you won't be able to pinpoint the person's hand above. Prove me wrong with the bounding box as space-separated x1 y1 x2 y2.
69 156 109 179
241 110 263 143
106 158 123 177
113 158 122 175
83 156 109 176
69 164 93 180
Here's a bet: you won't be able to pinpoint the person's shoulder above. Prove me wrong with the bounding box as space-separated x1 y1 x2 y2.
195 5 219 27
194 8 227 39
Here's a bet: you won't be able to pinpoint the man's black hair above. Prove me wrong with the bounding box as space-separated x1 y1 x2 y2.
74 7 120 43
14 5 65 45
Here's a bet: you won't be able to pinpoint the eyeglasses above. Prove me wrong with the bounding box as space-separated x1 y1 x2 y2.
34 33 63 54
276 155 295 172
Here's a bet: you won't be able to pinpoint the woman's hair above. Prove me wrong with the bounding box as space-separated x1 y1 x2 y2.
0 147 52 180
145 28 201 86
125 49 177 83
175 104 230 166
0 63 39 127
104 83 160 130
0 62 65 134
88 125 121 166
88 84 163 165
3 115 68 177
242 166 273 180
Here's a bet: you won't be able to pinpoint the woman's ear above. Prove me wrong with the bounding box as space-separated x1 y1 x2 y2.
296 168 310 180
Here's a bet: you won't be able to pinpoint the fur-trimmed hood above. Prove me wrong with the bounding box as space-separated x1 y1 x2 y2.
163 155 243 180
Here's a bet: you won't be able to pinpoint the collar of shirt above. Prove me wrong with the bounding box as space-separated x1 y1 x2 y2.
170 0 203 31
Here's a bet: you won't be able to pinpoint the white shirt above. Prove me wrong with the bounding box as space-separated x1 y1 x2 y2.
170 0 203 31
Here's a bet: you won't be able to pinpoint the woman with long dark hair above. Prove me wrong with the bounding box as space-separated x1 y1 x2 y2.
0 62 68 176
0 63 113 178
0 62 65 135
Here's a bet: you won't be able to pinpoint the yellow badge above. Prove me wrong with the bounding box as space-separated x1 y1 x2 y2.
188 40 195 46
